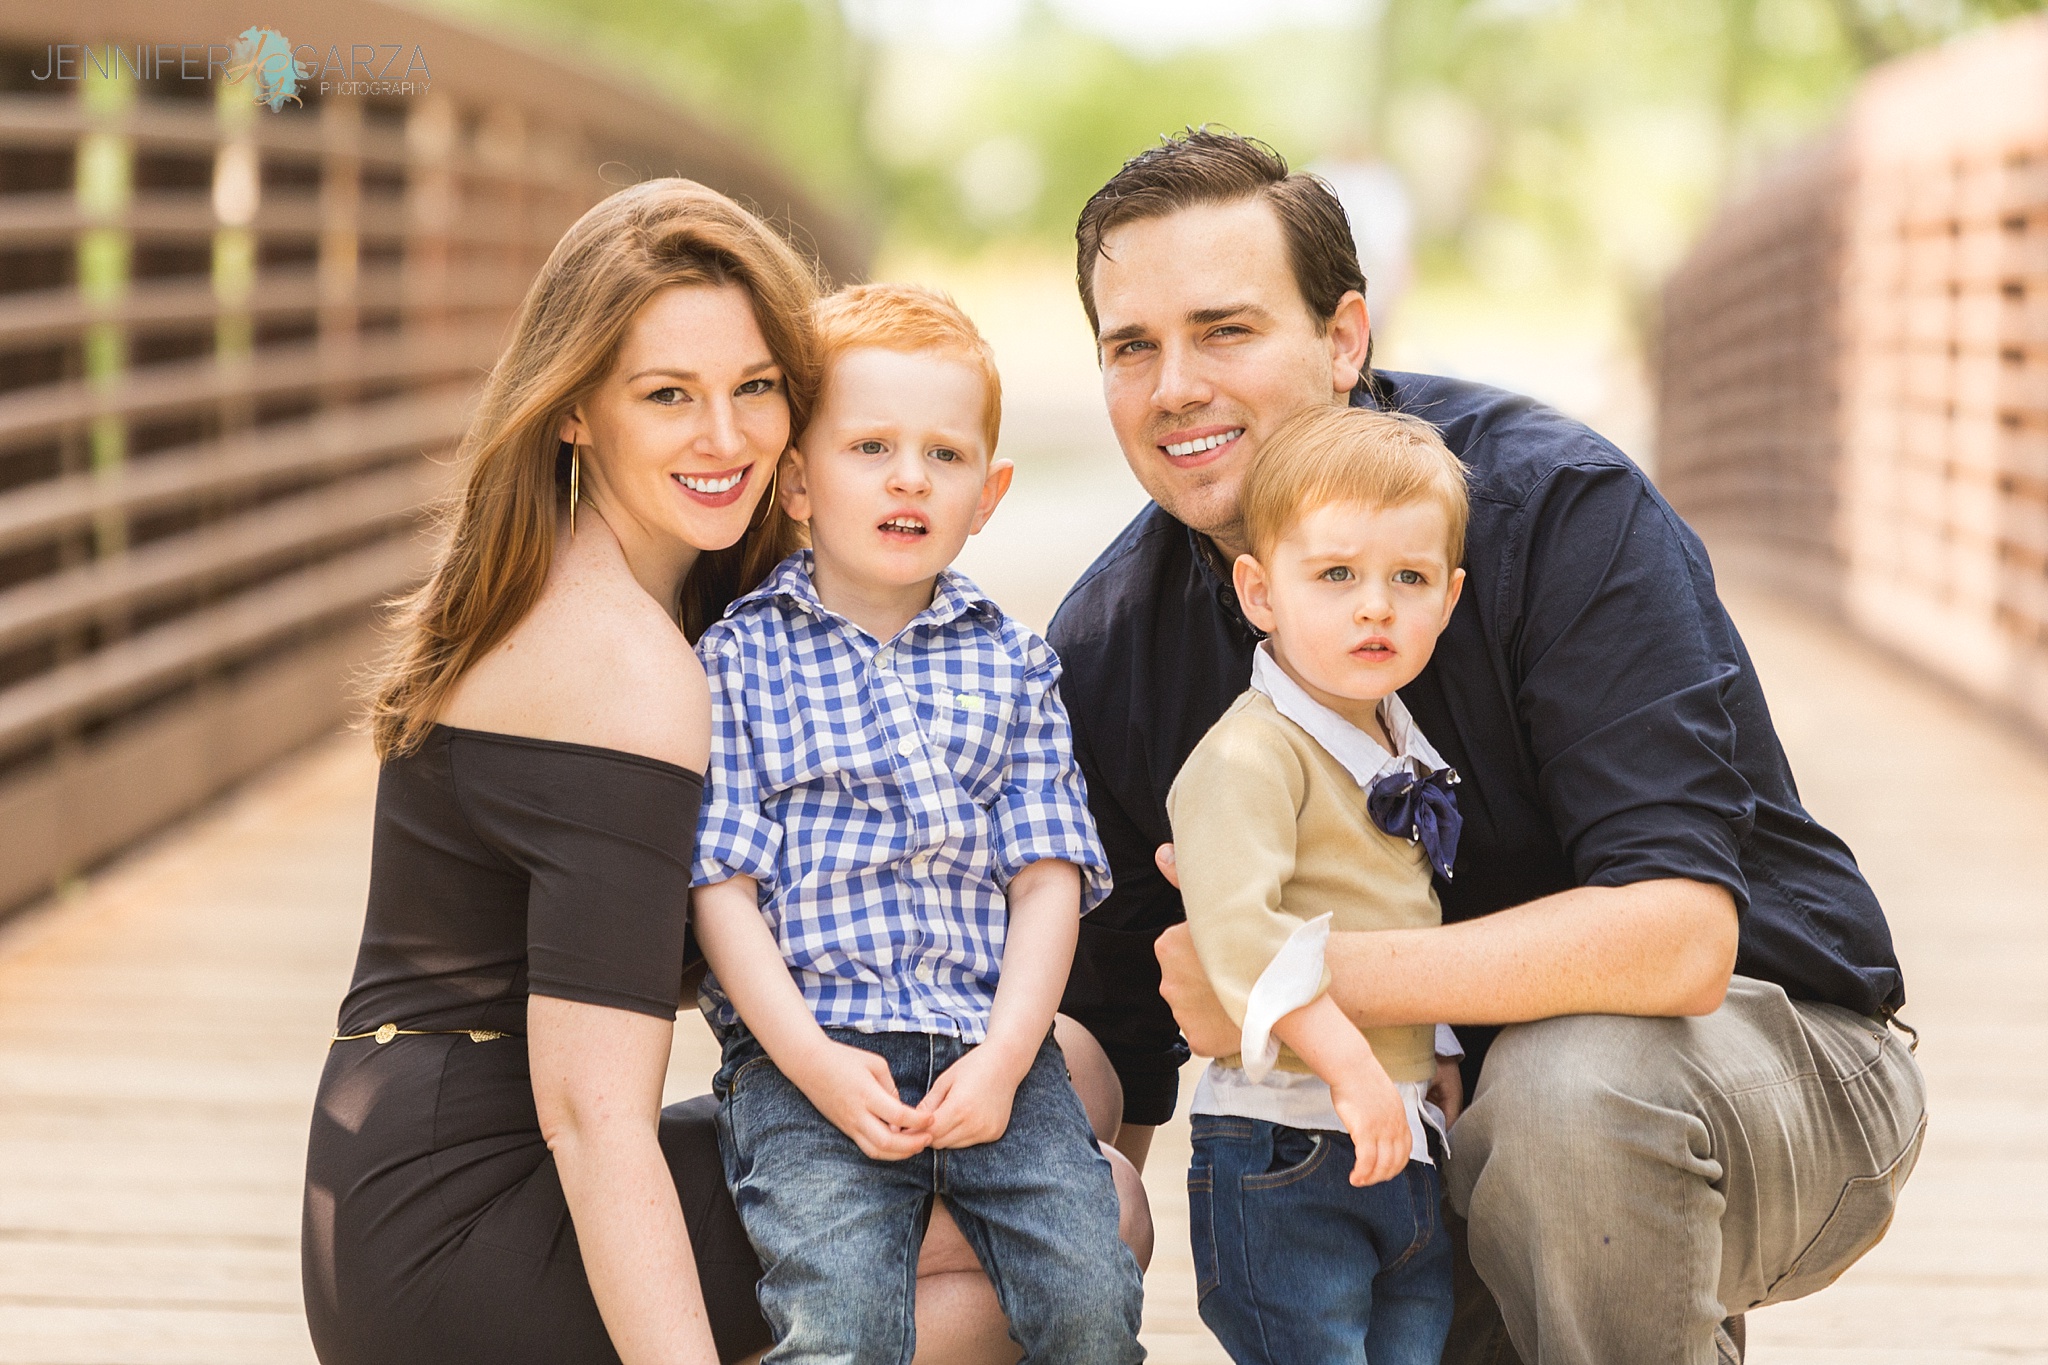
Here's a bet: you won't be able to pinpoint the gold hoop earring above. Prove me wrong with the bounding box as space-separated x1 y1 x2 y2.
568 445 581 537
748 460 781 532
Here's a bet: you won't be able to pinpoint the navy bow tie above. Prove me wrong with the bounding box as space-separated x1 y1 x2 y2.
1367 766 1463 880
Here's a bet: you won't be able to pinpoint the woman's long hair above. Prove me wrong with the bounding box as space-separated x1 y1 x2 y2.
366 178 820 760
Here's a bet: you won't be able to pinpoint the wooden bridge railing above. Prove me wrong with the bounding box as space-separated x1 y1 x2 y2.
1658 15 2048 742
0 0 863 916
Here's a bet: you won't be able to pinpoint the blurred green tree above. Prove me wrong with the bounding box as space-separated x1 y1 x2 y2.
415 0 2045 282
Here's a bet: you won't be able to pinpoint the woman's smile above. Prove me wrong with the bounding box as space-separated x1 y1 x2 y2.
673 464 754 508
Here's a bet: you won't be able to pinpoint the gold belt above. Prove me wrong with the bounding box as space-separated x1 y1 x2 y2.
331 1022 516 1046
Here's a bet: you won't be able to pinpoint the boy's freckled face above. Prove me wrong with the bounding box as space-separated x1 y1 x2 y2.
788 347 1011 597
1236 499 1466 730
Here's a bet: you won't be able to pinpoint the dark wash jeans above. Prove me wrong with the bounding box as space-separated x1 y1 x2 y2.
1190 1115 1455 1365
713 1024 1145 1365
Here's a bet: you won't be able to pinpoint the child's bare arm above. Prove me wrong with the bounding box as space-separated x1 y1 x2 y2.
692 875 931 1160
1271 994 1411 1187
920 858 1080 1148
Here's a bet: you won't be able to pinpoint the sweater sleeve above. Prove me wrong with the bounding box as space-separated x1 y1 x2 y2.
1165 713 1330 1028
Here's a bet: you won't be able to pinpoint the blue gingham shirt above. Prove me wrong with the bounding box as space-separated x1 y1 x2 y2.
692 551 1112 1042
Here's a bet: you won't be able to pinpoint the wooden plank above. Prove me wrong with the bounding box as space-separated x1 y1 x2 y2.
0 278 297 350
0 734 378 1364
0 266 529 351
0 621 378 913
0 388 469 555
0 539 420 755
0 461 442 652
0 1304 317 1365
0 326 501 453
0 191 327 245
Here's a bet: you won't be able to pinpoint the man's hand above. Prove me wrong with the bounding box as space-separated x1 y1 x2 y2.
1426 1053 1464 1128
1152 843 1247 1058
917 1039 1033 1149
786 1038 932 1161
1154 921 1243 1059
1155 842 1181 890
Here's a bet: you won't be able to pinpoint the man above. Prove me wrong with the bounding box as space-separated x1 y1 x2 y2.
1048 128 1925 1365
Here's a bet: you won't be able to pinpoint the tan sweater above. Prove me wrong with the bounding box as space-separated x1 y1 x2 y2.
1166 689 1440 1084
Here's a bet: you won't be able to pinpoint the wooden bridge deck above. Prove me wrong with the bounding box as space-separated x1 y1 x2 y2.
0 562 2043 1362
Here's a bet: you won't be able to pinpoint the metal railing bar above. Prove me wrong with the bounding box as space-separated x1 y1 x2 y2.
0 534 425 756
0 461 444 654
0 389 471 554
0 325 501 451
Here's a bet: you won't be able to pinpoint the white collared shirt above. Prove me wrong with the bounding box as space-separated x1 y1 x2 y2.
1190 641 1461 1162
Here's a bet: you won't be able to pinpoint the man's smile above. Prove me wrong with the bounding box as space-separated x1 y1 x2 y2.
1159 425 1245 465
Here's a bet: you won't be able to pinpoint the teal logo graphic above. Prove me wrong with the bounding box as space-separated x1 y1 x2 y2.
226 27 309 111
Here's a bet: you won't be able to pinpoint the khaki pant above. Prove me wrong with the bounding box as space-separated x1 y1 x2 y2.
1442 976 1927 1365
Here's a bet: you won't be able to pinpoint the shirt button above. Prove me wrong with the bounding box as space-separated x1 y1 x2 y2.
896 736 919 757
916 962 935 981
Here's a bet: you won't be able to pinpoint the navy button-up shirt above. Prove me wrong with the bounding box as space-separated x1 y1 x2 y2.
1049 370 1905 1124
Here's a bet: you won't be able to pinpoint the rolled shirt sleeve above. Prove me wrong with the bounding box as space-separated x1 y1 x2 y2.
990 632 1113 911
691 627 783 889
1508 462 1756 908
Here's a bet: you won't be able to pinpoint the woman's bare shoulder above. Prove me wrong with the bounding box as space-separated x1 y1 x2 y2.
439 530 710 771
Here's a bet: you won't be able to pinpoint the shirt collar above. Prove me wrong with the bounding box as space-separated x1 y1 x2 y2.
728 549 1000 638
1248 640 1448 788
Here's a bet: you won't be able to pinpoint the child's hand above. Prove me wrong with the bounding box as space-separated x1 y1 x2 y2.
788 1039 932 1161
1272 995 1410 1187
916 1041 1031 1149
1329 1061 1411 1187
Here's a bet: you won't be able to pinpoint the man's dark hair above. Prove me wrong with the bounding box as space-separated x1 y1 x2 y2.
1074 127 1379 392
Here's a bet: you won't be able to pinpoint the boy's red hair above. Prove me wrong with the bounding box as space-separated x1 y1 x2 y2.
813 283 1003 455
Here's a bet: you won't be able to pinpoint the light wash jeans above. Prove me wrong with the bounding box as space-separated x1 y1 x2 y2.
713 1024 1146 1365
1442 975 1927 1365
1190 1117 1454 1365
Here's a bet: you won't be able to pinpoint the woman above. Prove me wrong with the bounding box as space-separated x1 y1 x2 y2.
301 177 1148 1365
302 178 809 1364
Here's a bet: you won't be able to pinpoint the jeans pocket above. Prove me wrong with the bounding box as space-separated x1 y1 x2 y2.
1187 1156 1220 1301
1763 1113 1927 1305
1242 1129 1329 1191
719 1053 780 1153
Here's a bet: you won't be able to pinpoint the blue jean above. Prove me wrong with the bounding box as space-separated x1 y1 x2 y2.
1190 1115 1454 1365
713 1025 1146 1365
